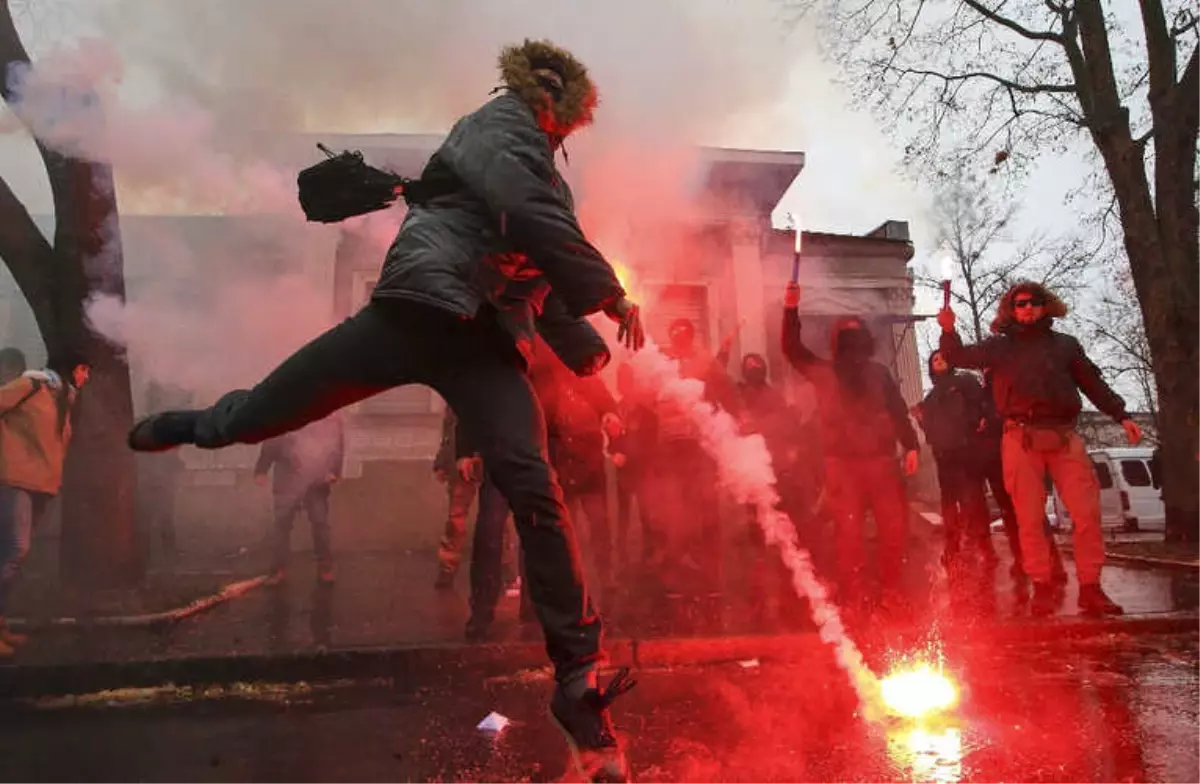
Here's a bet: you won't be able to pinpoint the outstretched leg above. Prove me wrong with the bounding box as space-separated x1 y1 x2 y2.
129 301 444 451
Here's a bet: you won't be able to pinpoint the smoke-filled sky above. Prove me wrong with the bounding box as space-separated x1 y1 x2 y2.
1 0 934 231
0 0 1100 399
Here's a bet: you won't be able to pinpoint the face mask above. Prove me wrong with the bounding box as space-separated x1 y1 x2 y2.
743 366 767 386
835 327 873 361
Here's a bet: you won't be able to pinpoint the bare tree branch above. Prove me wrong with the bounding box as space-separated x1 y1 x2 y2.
962 0 1064 42
887 64 1076 94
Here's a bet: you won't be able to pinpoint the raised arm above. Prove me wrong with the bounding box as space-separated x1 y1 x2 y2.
781 284 824 374
936 308 993 369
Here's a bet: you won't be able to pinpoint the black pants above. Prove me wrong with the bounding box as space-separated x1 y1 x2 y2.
469 472 512 626
188 300 601 681
935 452 993 563
567 485 613 586
272 482 333 572
615 464 664 571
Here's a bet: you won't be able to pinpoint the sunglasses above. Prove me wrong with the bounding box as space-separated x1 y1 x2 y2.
1013 297 1045 309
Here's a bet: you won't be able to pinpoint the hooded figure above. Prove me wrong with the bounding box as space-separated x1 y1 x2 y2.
129 40 642 782
781 284 919 614
939 280 1137 618
0 353 89 657
913 352 995 572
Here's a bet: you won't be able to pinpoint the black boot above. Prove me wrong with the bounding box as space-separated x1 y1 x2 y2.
1030 581 1060 617
128 411 199 452
1078 583 1124 616
551 668 636 783
464 614 493 643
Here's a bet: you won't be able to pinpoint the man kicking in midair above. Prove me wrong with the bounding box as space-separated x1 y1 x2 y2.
128 39 644 783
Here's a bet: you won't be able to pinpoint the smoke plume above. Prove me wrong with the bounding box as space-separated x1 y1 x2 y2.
1 0 809 402
625 342 884 718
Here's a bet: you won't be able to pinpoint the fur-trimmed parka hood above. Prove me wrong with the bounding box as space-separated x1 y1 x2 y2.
990 281 1069 334
498 39 598 139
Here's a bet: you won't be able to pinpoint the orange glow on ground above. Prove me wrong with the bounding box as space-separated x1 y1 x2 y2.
879 663 959 719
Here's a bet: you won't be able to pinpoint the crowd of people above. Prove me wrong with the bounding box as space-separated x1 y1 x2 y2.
435 276 1141 637
121 37 1143 783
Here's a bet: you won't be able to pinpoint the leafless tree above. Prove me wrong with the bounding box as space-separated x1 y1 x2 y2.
915 163 1096 342
787 0 1198 543
1077 264 1158 426
0 0 141 585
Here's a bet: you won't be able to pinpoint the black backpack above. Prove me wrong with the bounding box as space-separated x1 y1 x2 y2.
296 143 412 224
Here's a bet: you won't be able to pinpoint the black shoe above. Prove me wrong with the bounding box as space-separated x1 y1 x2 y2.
550 668 637 783
1030 581 1060 617
464 615 493 643
1078 583 1124 616
128 411 199 452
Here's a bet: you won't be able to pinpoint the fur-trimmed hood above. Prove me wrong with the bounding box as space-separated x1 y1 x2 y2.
498 39 598 139
990 281 1069 334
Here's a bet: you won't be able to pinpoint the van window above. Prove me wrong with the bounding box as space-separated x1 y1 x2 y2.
1092 461 1113 489
1120 460 1152 487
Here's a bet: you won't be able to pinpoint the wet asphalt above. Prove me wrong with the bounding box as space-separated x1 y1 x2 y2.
1 630 1195 783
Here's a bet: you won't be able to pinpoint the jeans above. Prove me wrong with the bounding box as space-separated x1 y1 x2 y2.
0 484 48 617
174 300 602 681
273 482 333 571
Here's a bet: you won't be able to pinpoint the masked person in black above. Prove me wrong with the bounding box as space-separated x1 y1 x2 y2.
913 351 995 575
127 40 644 782
781 283 920 617
735 353 811 626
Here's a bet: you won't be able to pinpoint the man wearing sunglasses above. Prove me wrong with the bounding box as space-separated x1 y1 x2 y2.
937 281 1141 617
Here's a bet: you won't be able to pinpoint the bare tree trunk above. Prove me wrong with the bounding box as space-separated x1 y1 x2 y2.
0 0 142 583
1099 131 1200 540
54 158 141 585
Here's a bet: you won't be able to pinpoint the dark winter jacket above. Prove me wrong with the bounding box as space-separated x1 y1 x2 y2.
939 322 1128 427
737 381 802 466
915 363 990 459
530 356 617 494
609 398 659 476
371 90 623 372
254 415 345 498
781 308 919 460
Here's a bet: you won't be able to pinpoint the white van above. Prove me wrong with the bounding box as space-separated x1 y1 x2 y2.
1049 447 1164 531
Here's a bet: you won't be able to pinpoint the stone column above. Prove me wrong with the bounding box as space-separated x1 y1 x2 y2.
729 217 768 361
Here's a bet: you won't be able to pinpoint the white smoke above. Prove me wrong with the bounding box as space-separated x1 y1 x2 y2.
627 343 884 718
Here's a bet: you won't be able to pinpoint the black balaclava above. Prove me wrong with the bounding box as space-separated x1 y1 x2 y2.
832 317 875 395
742 353 768 387
832 319 874 363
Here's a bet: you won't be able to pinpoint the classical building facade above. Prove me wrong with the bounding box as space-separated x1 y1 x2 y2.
0 135 924 551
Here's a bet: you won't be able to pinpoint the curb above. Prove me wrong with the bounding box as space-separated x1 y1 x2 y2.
1057 544 1200 573
1 613 1193 701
